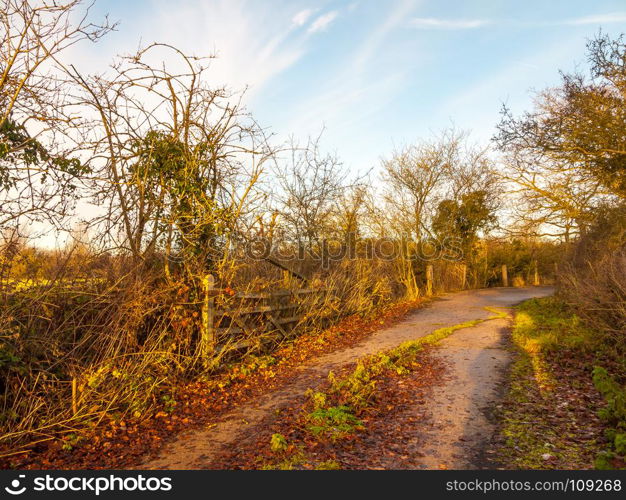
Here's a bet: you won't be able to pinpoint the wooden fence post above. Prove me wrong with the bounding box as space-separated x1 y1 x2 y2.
460 264 467 289
554 262 559 284
501 264 509 287
201 274 216 358
426 265 433 296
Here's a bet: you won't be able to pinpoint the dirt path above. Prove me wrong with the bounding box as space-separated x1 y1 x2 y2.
403 316 514 469
140 286 553 469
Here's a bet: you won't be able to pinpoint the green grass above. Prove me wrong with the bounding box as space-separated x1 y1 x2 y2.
513 297 596 354
497 296 624 469
306 405 363 440
511 297 597 393
593 366 626 469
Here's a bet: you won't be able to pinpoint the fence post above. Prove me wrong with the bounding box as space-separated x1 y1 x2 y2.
553 262 559 284
201 274 216 358
533 261 540 286
426 265 433 296
501 265 509 287
460 264 467 289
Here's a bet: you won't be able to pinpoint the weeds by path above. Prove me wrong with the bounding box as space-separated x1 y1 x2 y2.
1 299 423 469
214 309 508 469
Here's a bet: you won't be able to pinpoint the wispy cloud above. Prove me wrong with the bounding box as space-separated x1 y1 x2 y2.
308 11 339 34
292 9 314 27
96 0 314 100
286 1 420 156
409 12 626 30
410 17 490 29
439 38 579 143
353 0 418 69
562 12 626 25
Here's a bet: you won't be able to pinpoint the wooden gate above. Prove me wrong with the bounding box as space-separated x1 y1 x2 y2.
199 274 326 358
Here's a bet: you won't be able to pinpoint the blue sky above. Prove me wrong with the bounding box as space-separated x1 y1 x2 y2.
77 0 626 174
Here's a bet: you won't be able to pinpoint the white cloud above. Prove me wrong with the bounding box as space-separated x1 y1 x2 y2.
308 11 339 34
562 12 626 25
292 9 314 27
410 17 490 29
291 0 419 131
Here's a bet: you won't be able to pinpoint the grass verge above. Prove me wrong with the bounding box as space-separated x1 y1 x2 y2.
493 296 625 469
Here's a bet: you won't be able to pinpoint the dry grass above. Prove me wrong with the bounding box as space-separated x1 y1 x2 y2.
0 236 556 452
559 249 626 349
0 252 411 450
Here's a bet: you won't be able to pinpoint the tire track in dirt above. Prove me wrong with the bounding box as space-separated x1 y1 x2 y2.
139 287 553 469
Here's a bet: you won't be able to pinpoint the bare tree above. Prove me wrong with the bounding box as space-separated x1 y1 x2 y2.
273 134 347 252
332 184 369 253
494 33 626 240
69 43 273 275
0 0 113 228
381 128 470 241
498 154 608 241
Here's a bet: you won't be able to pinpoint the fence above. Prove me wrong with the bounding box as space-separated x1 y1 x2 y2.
199 274 327 360
421 262 546 296
198 261 548 359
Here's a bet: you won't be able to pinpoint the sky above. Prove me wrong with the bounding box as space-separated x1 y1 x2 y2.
69 0 626 174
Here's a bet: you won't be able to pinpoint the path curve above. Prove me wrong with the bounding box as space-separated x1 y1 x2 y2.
140 286 553 469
